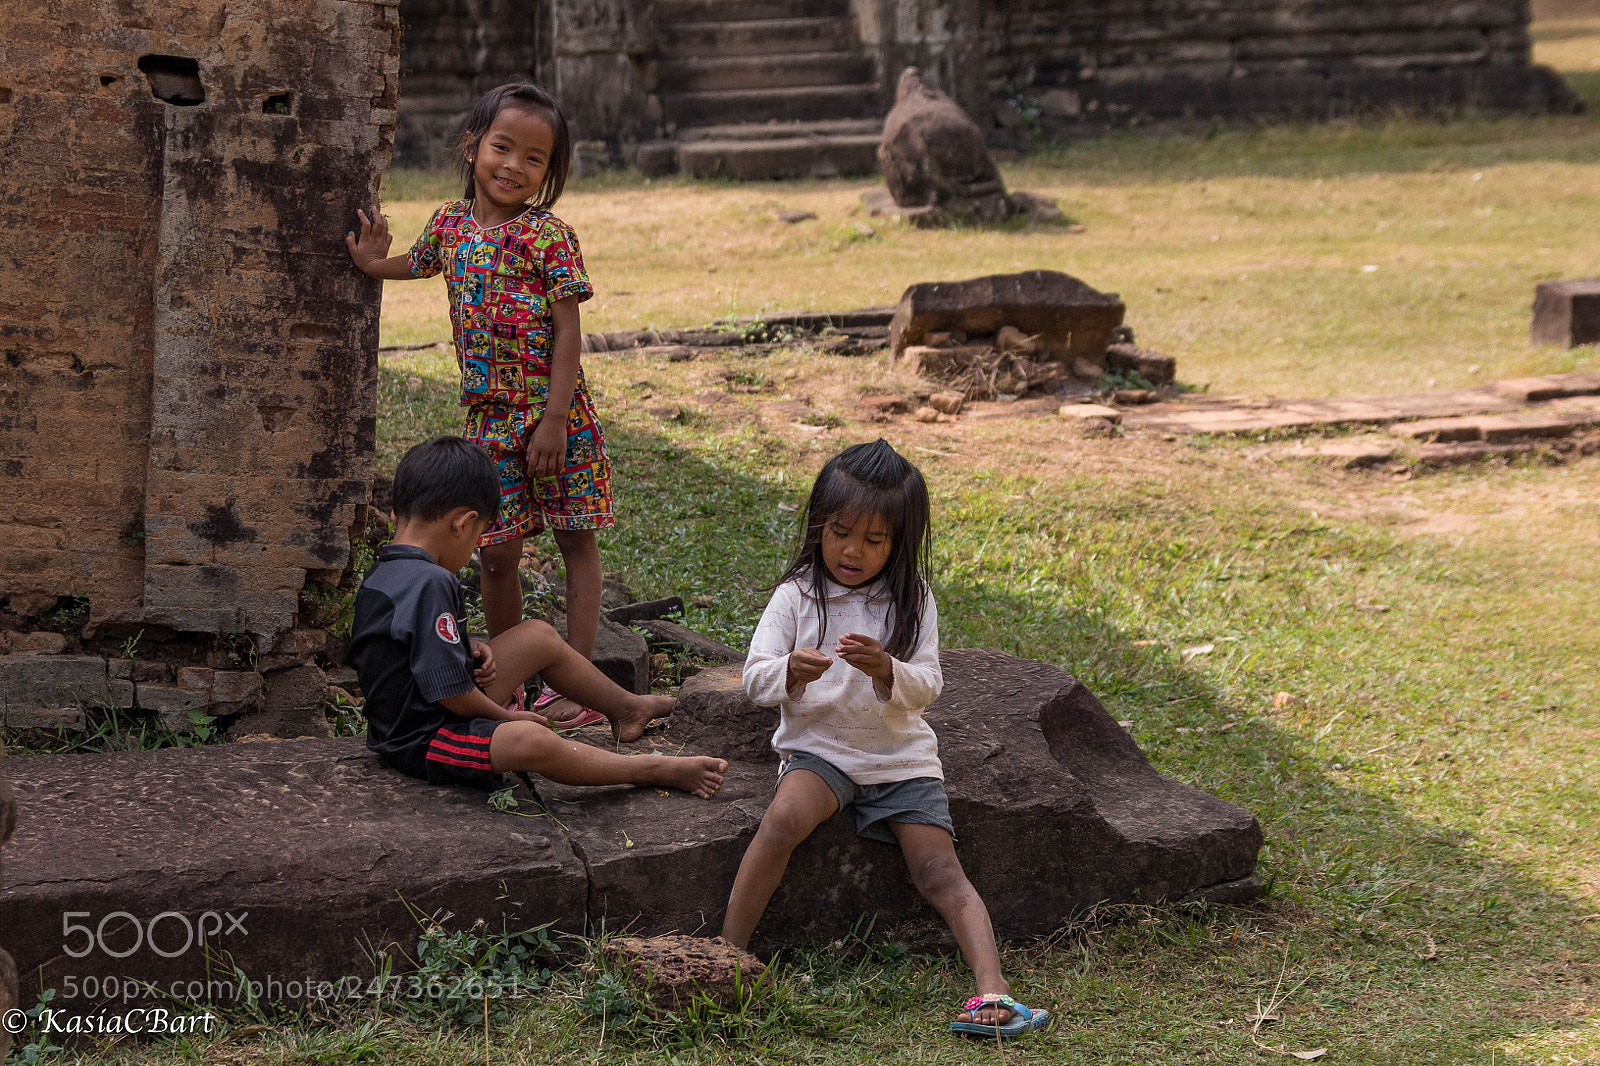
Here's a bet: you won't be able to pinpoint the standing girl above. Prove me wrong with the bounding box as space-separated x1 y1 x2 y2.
347 83 609 725
725 439 1050 1039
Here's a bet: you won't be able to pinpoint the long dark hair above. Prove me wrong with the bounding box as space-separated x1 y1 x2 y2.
453 83 572 210
776 439 932 660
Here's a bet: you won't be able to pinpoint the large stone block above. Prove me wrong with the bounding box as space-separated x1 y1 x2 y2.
0 654 133 729
1 651 1259 1008
0 740 588 1008
1532 279 1600 349
889 271 1126 365
653 652 1262 943
226 664 330 738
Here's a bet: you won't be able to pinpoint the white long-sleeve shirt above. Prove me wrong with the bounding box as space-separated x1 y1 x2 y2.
743 574 944 784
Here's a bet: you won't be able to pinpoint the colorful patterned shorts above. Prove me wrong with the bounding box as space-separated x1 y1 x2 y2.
464 398 614 545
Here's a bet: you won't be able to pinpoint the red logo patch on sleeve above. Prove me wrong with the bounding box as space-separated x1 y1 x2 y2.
435 612 461 645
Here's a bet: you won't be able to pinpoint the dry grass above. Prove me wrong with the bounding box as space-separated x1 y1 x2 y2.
372 16 1600 401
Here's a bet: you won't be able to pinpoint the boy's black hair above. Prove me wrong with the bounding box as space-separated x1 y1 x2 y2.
391 437 500 524
454 83 572 210
776 439 932 660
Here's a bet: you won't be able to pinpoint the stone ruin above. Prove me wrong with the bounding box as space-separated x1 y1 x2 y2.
395 0 1577 178
0 0 400 737
0 650 1261 1010
889 270 1175 406
862 67 1063 229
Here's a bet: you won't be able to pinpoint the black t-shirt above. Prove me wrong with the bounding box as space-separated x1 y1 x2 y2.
348 544 478 777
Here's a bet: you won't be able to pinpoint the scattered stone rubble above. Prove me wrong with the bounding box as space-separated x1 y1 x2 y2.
603 935 765 1012
0 649 1260 1009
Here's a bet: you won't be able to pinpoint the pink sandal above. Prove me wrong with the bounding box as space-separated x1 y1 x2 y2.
531 688 606 728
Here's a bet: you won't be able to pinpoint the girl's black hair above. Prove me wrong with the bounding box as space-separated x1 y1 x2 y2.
776 439 932 660
454 83 572 210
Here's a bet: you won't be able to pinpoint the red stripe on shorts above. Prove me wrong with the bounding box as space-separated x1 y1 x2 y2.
426 751 495 771
436 728 491 746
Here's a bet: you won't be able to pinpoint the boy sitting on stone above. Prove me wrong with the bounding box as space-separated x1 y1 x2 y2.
349 436 726 798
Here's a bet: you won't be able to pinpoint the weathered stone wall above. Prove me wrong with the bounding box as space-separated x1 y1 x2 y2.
553 0 659 152
0 0 399 729
967 0 1574 133
395 0 551 163
395 0 1571 155
395 0 655 164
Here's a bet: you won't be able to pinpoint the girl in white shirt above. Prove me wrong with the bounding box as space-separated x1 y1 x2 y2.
724 439 1050 1039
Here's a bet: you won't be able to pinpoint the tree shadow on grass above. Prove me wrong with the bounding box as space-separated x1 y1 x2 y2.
591 424 1598 1064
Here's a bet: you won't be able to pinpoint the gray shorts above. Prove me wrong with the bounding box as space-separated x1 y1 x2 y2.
779 751 954 844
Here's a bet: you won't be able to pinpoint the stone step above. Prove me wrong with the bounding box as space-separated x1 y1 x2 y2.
657 0 852 23
677 132 880 179
0 651 1261 1010
659 17 858 58
1387 404 1600 443
664 84 882 128
659 50 874 93
677 117 882 141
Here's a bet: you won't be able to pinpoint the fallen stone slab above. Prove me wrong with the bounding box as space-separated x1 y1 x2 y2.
1531 278 1600 348
605 596 686 626
633 619 745 666
1415 441 1539 466
889 270 1125 365
1389 417 1486 442
1491 376 1574 403
1277 441 1399 469
2 650 1260 1008
0 738 589 1009
1059 403 1124 424
556 652 1261 947
1105 342 1177 387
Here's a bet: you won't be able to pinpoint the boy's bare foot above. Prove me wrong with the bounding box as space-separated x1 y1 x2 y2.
609 693 674 744
648 756 728 799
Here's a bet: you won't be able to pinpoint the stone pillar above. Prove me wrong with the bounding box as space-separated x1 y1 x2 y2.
855 0 991 135
554 0 660 150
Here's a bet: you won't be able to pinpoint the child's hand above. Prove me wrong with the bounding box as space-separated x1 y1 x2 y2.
786 648 832 690
525 416 566 480
470 639 497 688
345 207 393 275
505 709 551 726
836 633 893 682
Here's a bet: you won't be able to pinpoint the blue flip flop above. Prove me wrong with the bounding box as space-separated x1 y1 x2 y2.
949 994 1052 1039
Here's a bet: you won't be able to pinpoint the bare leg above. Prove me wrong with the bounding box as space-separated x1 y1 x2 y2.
478 538 525 639
489 721 726 798
890 822 1014 1026
486 619 671 743
552 527 601 660
721 770 839 948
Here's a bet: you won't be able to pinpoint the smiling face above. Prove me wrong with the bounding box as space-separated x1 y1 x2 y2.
468 107 556 225
820 510 893 588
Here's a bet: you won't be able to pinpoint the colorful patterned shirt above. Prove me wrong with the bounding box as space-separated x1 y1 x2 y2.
407 200 594 409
